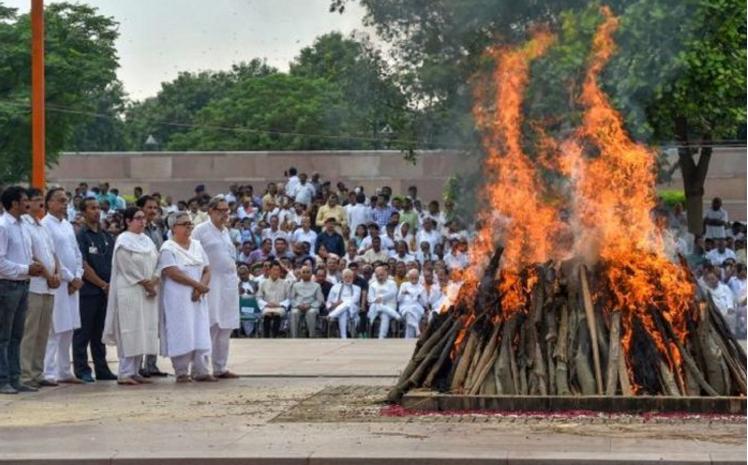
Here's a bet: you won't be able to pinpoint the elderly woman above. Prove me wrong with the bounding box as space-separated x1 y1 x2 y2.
157 212 214 383
397 269 426 339
102 207 159 385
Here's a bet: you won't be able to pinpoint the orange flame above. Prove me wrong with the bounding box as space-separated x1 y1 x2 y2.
470 30 560 314
570 6 694 390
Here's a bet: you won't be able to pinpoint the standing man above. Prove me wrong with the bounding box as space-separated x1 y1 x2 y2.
74 197 117 382
704 197 729 240
20 188 61 389
191 196 240 379
136 195 167 377
315 218 345 257
42 188 84 385
0 187 45 394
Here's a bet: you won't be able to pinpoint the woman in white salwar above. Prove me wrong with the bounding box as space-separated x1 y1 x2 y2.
397 269 426 339
102 208 159 385
157 212 214 383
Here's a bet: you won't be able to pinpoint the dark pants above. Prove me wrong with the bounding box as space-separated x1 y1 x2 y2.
0 280 29 386
262 315 281 338
73 293 111 377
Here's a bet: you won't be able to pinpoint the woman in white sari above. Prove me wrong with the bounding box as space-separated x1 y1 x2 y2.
158 212 214 383
102 207 159 385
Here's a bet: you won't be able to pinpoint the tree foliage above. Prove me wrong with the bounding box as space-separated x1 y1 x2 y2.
0 1 120 183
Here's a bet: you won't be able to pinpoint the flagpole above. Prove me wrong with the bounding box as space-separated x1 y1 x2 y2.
31 0 45 189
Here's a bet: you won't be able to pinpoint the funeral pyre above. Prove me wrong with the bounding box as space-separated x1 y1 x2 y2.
388 7 746 402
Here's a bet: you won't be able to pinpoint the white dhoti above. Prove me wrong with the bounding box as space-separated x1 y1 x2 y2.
43 329 74 381
170 350 210 377
368 304 401 339
399 304 424 339
210 325 233 375
328 302 354 339
117 343 143 379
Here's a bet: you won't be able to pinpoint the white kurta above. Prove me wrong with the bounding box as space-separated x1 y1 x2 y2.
41 214 83 333
192 221 240 330
366 279 398 321
398 282 426 321
102 232 160 357
157 239 211 358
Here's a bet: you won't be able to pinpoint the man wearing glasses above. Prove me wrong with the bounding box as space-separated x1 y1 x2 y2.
191 196 240 379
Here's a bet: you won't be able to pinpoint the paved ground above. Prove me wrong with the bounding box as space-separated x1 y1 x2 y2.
0 339 745 464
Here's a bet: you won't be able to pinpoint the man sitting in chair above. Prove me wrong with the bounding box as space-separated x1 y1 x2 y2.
367 266 401 339
325 269 360 339
256 262 290 338
289 265 324 337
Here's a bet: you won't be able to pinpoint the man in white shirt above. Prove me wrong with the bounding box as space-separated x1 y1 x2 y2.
325 269 361 339
0 186 45 394
358 223 394 253
367 266 401 339
415 218 442 254
704 197 729 239
262 215 288 248
705 270 738 334
191 197 240 379
42 188 85 385
291 215 317 249
20 188 61 389
293 173 315 207
706 238 737 266
444 238 470 271
284 167 300 198
347 193 371 239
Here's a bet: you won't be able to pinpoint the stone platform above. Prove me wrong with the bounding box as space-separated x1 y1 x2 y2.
0 339 744 464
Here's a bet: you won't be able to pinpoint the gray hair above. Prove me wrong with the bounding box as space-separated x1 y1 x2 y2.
167 212 190 230
208 195 226 210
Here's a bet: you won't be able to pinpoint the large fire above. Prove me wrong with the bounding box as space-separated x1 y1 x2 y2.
459 7 697 394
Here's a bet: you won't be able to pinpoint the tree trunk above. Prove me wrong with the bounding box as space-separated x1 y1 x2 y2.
676 118 712 235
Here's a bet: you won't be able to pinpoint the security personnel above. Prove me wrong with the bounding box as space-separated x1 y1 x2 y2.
74 197 116 382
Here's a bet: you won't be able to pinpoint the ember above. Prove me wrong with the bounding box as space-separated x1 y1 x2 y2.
388 7 747 403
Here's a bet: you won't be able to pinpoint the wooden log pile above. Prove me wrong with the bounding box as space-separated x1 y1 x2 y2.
387 249 747 403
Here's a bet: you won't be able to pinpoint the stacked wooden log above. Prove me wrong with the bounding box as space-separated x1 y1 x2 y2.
387 249 747 403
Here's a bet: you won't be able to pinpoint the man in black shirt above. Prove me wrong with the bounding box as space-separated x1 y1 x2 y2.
315 217 345 256
74 198 116 382
348 261 369 337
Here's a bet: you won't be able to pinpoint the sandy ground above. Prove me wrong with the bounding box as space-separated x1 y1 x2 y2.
0 339 744 464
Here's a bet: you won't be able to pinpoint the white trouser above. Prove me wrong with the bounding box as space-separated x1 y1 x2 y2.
43 329 74 381
404 313 420 339
369 304 401 339
170 350 210 378
118 356 143 379
210 325 233 375
328 303 352 339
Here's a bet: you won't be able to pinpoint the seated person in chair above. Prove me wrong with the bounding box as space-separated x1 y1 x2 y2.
367 266 401 339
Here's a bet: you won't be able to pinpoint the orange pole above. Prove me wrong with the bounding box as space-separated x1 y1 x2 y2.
31 0 45 189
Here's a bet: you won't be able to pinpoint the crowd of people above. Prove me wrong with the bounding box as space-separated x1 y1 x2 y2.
0 166 745 394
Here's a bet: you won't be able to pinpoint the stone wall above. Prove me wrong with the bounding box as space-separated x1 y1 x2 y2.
50 148 746 219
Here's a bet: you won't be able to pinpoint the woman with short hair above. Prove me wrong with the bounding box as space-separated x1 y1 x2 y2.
157 212 214 383
102 207 159 385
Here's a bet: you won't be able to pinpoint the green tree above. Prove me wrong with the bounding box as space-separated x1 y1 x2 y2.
0 2 120 183
123 59 277 150
289 32 413 149
167 74 351 150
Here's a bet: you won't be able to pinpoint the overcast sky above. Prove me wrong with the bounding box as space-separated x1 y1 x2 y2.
5 0 370 101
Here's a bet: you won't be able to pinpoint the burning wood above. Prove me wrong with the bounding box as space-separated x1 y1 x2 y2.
388 6 747 404
388 262 747 402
